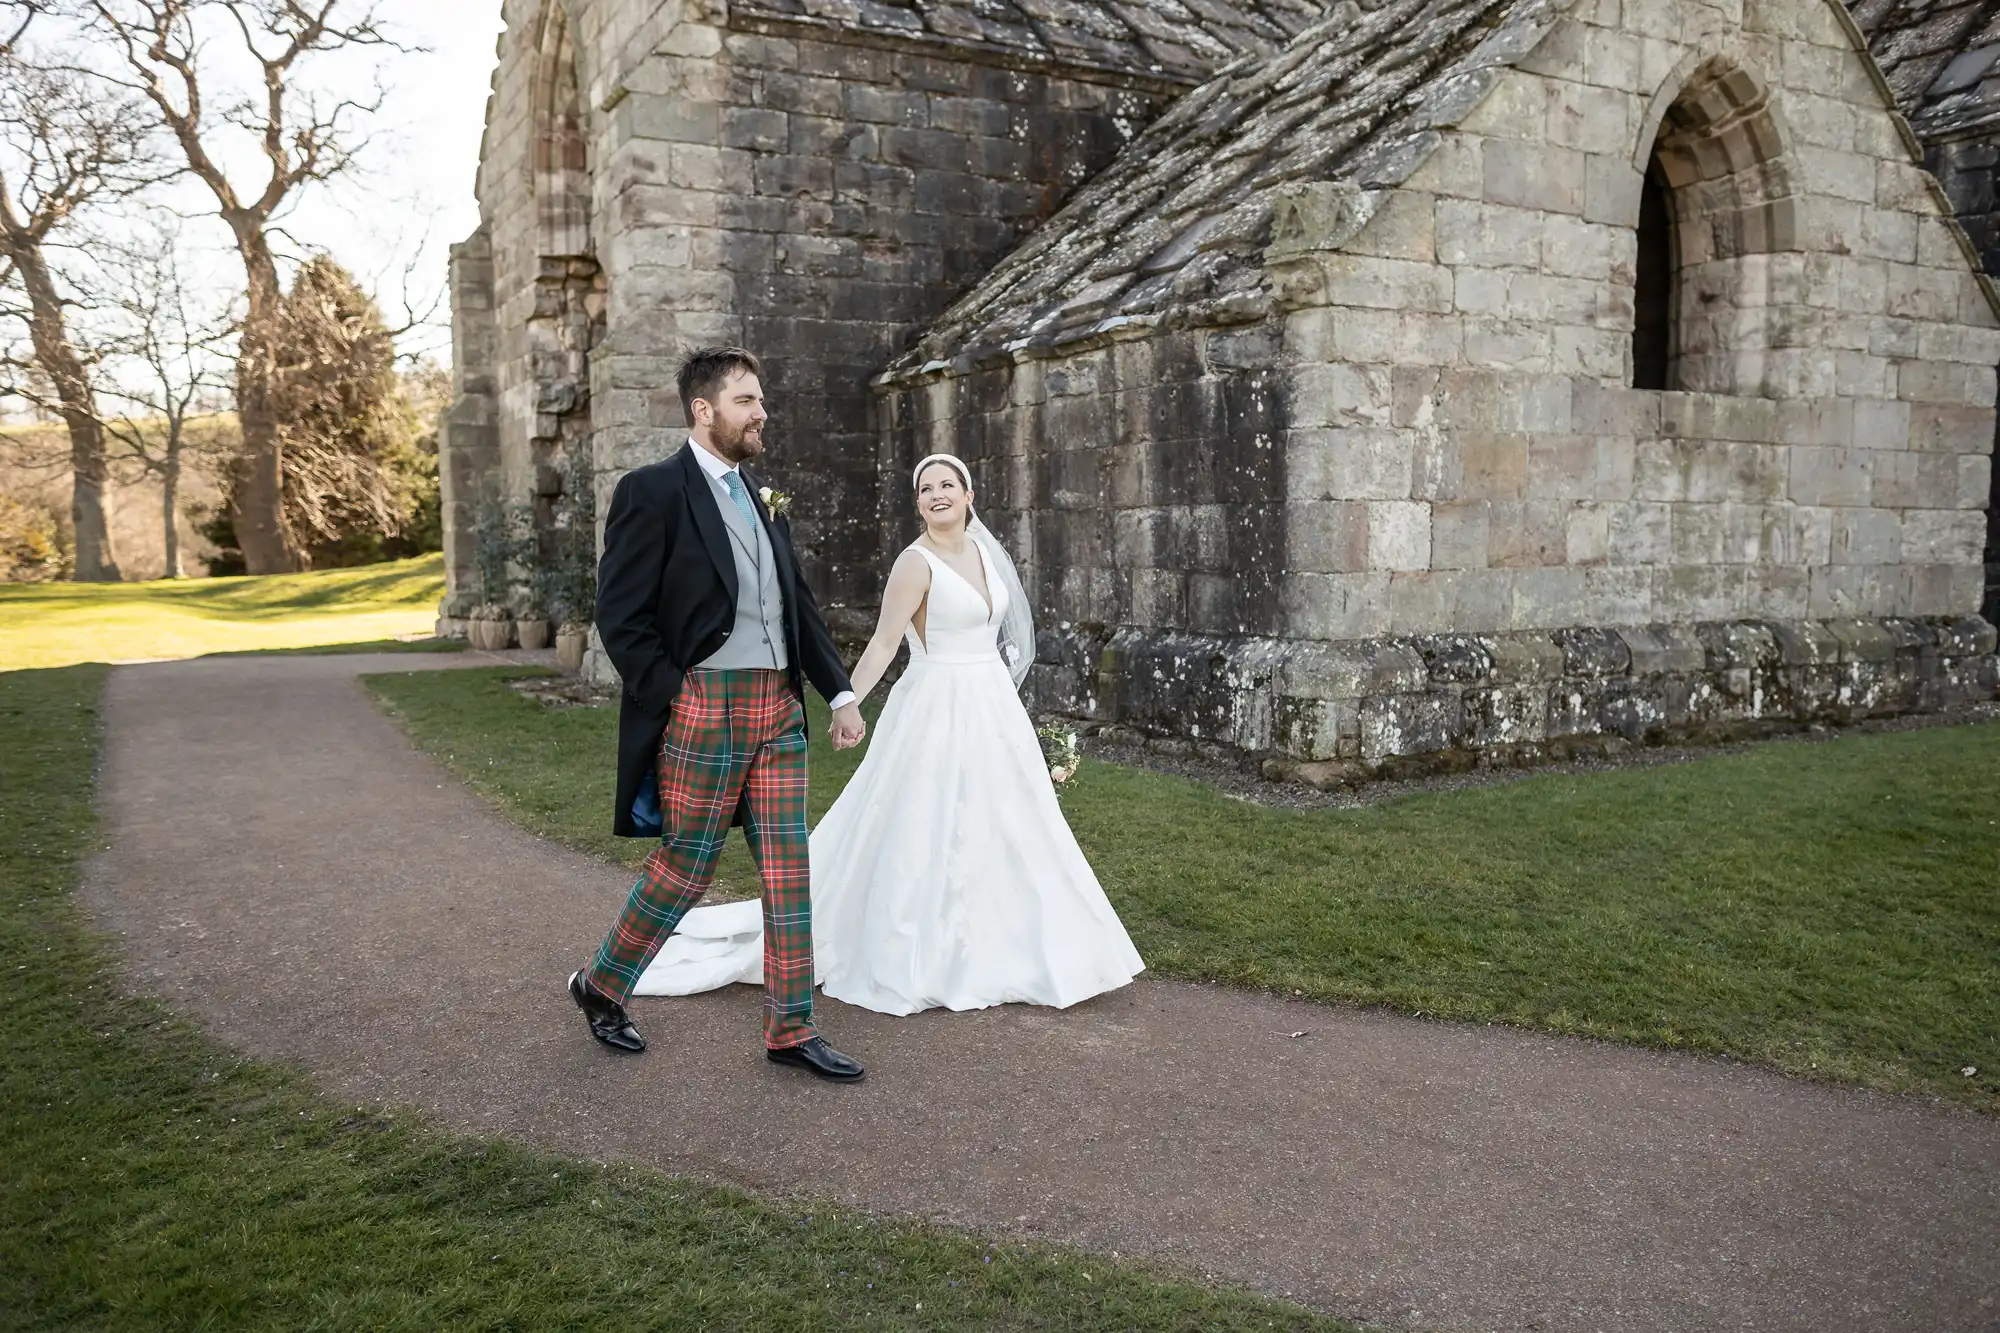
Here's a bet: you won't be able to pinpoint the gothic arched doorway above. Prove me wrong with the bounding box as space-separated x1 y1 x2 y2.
529 2 604 611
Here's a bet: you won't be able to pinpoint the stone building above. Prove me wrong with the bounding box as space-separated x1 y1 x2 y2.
445 0 1331 635
1847 0 2000 616
446 0 2000 777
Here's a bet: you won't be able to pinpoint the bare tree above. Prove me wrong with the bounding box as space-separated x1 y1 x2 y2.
84 0 398 573
0 45 165 581
0 2 53 55
94 223 236 576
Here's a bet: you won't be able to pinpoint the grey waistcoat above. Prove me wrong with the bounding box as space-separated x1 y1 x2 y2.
696 471 789 673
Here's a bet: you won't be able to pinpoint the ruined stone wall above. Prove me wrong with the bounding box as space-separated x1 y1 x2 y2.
697 28 1165 621
879 321 1289 648
877 0 2000 767
446 0 1176 644
1272 0 1999 630
439 230 499 623
1251 615 1999 786
441 0 620 626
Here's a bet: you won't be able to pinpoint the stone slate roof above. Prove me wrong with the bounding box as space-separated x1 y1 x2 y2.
879 0 2000 379
882 0 1552 377
1848 0 2000 136
730 0 1334 88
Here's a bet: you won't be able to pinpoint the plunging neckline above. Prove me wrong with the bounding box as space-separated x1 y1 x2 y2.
918 539 994 622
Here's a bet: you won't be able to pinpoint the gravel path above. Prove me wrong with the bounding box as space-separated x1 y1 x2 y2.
80 653 2000 1333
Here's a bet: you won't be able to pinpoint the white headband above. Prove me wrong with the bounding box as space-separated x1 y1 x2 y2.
911 453 971 489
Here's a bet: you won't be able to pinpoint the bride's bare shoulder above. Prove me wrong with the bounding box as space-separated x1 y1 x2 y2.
886 546 932 590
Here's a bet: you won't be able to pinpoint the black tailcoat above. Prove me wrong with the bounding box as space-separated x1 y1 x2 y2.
595 443 852 836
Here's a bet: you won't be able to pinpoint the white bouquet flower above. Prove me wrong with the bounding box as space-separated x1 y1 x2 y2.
1036 725 1080 790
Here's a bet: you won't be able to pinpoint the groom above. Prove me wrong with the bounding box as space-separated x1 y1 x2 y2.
568 346 869 1082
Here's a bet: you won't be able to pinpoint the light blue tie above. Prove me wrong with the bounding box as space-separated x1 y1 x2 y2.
722 470 758 530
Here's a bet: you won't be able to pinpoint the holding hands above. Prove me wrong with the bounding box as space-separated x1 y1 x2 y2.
829 702 866 750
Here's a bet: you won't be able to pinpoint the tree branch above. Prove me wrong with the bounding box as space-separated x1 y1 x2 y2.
0 1 50 56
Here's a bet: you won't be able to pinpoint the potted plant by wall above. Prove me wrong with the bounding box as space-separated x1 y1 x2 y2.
468 498 516 651
468 602 513 651
555 619 590 671
515 604 553 651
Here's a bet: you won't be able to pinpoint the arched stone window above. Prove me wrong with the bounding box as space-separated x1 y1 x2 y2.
1632 164 1676 390
1633 58 1792 396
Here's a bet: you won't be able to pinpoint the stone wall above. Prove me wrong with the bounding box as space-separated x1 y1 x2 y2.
438 229 500 629
878 322 1291 642
1928 135 2000 276
441 0 609 626
1043 616 1998 780
449 0 1188 645
694 28 1166 619
1267 0 2000 628
876 0 2000 766
1921 132 2000 616
1843 0 2000 621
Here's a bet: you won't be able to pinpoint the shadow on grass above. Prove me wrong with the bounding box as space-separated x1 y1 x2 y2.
0 554 444 622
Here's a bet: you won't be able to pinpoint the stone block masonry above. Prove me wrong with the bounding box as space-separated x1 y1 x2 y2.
711 34 1170 621
1807 2 2000 620
450 0 1326 652
871 0 2000 771
456 0 2000 768
439 228 500 633
877 325 1290 644
1914 124 2000 621
1034 614 1999 780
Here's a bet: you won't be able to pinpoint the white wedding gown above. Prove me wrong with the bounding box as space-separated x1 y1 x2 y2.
634 540 1144 1013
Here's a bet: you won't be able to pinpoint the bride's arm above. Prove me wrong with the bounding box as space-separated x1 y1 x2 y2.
846 549 931 704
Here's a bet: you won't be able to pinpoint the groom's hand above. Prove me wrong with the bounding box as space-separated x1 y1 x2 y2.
829 703 866 750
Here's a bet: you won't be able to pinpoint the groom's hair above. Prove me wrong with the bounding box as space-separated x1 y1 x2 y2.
678 346 763 421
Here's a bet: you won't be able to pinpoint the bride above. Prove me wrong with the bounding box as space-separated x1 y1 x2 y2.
634 453 1144 1013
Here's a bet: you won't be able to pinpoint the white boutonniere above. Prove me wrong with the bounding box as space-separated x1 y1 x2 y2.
759 486 792 518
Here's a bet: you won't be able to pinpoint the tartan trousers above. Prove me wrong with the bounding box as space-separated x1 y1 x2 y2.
585 668 816 1050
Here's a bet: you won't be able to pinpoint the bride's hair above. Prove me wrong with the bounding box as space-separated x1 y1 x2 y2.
911 454 973 528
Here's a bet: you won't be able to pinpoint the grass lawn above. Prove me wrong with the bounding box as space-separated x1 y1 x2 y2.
0 555 447 670
367 667 2000 1113
0 663 1347 1331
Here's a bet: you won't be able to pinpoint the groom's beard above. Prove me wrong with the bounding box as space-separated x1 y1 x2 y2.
711 417 764 464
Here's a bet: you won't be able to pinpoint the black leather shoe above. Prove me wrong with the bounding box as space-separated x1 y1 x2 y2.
568 971 645 1053
766 1036 865 1081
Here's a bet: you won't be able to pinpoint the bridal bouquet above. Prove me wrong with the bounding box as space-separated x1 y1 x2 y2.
1036 724 1080 790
